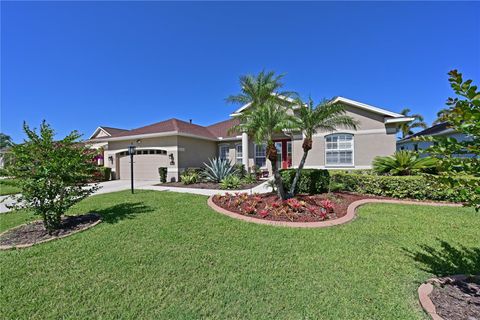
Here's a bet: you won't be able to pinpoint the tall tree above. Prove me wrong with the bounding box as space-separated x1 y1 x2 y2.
288 97 357 197
227 70 297 199
398 108 428 139
0 133 13 150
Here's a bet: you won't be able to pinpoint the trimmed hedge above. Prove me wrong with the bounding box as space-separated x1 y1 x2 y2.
99 167 112 181
330 171 479 203
158 167 167 183
281 169 330 195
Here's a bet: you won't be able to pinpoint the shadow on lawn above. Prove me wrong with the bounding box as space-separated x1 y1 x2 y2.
404 239 480 276
93 202 153 224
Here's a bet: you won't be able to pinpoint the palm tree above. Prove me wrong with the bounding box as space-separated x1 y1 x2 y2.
226 70 297 109
232 100 297 199
398 108 428 139
0 133 13 150
372 151 437 176
432 108 450 125
227 70 297 199
288 97 358 197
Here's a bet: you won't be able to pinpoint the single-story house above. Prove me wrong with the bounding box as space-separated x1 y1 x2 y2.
396 122 471 152
88 97 413 181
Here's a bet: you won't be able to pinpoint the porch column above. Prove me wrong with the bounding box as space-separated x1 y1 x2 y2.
242 132 249 170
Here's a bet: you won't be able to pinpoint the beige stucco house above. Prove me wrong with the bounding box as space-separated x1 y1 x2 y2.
88 97 413 181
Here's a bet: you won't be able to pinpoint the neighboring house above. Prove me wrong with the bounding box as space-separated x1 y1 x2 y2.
396 122 471 153
88 97 413 181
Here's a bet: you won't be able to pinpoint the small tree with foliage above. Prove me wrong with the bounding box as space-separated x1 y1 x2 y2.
419 70 480 210
7 121 99 232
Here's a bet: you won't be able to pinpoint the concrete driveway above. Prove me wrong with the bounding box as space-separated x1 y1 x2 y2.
0 180 158 213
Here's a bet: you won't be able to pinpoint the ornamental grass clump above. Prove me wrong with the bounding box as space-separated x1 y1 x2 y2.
6 121 99 233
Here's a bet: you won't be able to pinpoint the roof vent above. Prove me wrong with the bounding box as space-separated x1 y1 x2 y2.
189 119 192 124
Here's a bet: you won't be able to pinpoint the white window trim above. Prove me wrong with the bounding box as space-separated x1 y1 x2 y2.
219 144 230 161
324 133 355 167
254 143 267 169
235 143 243 164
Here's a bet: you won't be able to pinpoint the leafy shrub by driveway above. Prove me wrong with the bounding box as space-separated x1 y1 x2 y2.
330 172 479 202
281 169 330 195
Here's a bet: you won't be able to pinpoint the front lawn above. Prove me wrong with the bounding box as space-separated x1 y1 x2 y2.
1 190 478 319
0 179 20 196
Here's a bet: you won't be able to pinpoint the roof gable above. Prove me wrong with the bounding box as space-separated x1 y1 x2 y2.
89 126 127 139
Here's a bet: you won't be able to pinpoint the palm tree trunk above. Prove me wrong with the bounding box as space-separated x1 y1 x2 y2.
288 137 312 198
266 141 287 199
289 150 309 197
270 158 287 200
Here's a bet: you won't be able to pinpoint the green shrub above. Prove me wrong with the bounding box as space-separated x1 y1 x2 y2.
220 175 242 190
158 167 167 183
180 170 198 185
330 171 479 202
241 173 257 184
99 167 112 181
281 169 330 195
233 163 246 178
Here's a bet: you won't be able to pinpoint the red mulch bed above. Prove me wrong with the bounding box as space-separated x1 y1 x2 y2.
0 213 101 247
430 275 480 320
212 192 375 223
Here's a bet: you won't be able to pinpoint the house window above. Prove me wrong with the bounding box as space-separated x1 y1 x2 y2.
325 134 354 166
235 144 243 164
219 145 229 161
254 144 266 168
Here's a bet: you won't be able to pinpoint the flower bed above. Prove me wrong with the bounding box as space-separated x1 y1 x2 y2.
0 213 101 250
212 192 369 223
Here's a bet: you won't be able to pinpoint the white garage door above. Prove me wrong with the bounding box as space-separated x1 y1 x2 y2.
118 150 168 180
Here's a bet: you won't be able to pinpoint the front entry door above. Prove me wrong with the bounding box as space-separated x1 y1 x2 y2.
275 142 283 169
274 140 292 169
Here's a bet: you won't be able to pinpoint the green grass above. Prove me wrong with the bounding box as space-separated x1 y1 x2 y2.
0 179 21 196
1 190 478 319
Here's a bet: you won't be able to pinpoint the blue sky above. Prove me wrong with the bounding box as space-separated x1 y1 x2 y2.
2 1 479 142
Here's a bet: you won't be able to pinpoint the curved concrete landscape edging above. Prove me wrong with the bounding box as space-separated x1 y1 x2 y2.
0 214 102 250
207 196 461 228
418 275 470 320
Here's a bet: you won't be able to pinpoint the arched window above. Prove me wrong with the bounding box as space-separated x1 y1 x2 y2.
325 134 354 166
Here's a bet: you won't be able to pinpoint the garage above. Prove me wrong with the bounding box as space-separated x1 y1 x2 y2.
117 149 168 180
